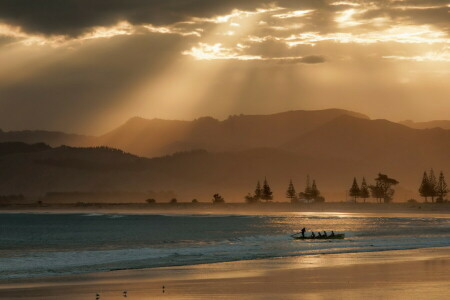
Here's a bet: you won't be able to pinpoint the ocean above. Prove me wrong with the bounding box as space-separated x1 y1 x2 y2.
1 212 449 280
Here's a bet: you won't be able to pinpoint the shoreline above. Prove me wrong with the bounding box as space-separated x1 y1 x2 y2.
1 247 449 299
2 202 450 215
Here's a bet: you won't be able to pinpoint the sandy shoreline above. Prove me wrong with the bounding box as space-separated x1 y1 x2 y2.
1 247 449 299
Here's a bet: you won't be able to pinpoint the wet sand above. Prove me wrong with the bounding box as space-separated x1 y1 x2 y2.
1 247 449 299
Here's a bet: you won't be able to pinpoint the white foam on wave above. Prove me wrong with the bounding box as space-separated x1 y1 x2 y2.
81 213 105 217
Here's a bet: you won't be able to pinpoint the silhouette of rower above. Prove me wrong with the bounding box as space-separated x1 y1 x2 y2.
331 231 335 237
318 232 322 237
323 231 327 237
301 227 306 237
311 232 315 238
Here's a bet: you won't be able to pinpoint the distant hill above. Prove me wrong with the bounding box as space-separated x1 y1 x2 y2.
97 109 369 157
0 129 93 147
0 143 368 202
0 142 51 156
1 118 449 202
400 120 450 130
0 109 368 157
286 115 450 165
1 110 449 203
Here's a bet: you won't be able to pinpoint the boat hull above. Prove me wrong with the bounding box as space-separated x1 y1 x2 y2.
292 234 345 240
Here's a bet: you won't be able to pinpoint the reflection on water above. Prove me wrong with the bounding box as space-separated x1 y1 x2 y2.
0 213 449 279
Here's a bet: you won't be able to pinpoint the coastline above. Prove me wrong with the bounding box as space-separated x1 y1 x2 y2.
1 247 449 299
2 202 450 216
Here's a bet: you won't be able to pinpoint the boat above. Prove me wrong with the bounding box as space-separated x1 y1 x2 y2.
292 233 345 240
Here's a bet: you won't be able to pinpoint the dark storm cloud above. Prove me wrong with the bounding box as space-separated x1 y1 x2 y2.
0 1 447 36
0 0 338 36
0 0 316 36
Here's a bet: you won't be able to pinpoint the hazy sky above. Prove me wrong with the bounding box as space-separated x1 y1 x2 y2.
0 0 449 134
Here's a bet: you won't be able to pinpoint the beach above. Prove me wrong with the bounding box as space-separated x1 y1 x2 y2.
1 210 449 299
1 247 449 299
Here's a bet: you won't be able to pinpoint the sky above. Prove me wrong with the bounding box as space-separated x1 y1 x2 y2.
0 0 449 134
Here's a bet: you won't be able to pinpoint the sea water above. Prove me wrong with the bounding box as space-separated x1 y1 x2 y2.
1 212 449 279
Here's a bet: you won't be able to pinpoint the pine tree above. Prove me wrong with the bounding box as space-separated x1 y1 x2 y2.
286 180 297 203
436 171 448 203
300 175 313 202
360 177 370 203
419 171 430 202
370 181 383 203
254 181 262 201
310 180 320 200
261 178 273 202
429 169 438 202
349 177 360 203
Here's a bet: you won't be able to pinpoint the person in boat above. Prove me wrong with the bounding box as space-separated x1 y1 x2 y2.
323 231 327 237
301 227 306 237
311 232 315 238
317 232 322 237
330 231 335 237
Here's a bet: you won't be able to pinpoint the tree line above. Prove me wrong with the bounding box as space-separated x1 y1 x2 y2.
245 178 273 203
143 170 448 204
285 175 324 203
349 173 399 203
244 175 324 204
419 169 448 203
349 170 448 203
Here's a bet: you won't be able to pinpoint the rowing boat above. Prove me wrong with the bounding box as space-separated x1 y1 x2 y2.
292 233 345 240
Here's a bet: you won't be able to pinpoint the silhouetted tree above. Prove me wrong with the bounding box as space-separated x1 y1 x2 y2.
419 171 431 202
170 198 177 204
212 193 225 204
360 177 369 202
254 181 263 201
436 171 448 203
370 181 383 203
310 180 320 201
245 193 258 204
286 180 298 203
299 175 313 202
261 178 273 202
429 169 438 202
349 178 360 203
374 173 399 203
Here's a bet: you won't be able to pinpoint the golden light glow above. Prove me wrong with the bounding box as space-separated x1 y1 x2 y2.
0 1 449 134
79 21 135 40
330 2 361 7
182 43 261 61
384 50 450 62
335 9 364 27
0 21 135 47
0 23 65 46
191 7 283 24
143 24 202 37
272 10 314 19
245 25 450 48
